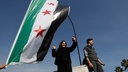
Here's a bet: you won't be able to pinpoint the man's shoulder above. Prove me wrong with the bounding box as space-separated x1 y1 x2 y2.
84 46 90 50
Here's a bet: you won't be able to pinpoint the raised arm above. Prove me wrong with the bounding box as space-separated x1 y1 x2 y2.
68 36 77 52
52 45 57 57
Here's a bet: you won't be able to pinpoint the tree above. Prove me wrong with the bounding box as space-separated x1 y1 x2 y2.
115 59 128 72
115 66 123 72
121 59 128 70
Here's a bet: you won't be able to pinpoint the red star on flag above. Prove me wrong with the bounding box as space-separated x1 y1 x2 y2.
48 3 55 6
34 26 46 38
42 10 51 15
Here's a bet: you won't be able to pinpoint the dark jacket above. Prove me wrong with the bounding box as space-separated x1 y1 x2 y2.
52 41 77 65
84 46 99 61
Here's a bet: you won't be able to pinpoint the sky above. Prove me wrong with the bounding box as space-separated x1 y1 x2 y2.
0 0 128 72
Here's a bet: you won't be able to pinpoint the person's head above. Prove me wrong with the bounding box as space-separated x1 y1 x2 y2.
86 38 94 46
59 40 67 48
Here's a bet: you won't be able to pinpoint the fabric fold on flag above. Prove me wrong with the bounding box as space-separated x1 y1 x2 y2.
37 4 70 61
6 0 70 65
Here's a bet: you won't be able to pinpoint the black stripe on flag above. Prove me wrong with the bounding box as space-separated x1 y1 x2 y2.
37 4 70 61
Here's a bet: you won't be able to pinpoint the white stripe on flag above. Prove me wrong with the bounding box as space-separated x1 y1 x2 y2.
20 0 58 63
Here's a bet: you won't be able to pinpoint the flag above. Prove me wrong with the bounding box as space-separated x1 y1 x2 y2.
6 0 70 65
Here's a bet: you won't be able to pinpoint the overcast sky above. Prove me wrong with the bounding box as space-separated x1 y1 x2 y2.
0 0 128 72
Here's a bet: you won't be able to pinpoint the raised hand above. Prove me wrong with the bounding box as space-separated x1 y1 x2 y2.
72 36 76 42
52 45 56 49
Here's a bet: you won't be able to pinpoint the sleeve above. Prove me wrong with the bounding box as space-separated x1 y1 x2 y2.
84 48 88 57
83 48 89 65
52 49 57 57
68 41 77 52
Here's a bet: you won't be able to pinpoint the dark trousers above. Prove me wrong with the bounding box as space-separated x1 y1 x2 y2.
89 61 104 72
57 63 72 72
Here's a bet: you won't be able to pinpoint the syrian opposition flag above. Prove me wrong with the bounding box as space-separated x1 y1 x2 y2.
6 0 70 65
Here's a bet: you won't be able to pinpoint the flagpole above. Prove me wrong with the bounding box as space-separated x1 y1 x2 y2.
68 16 82 65
65 0 82 65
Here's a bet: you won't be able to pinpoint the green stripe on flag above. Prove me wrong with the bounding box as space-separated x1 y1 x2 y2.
8 0 47 64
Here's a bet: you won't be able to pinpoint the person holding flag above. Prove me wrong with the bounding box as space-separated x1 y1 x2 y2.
52 36 77 72
0 64 7 70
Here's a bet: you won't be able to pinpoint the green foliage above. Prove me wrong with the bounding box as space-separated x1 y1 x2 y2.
115 59 128 72
121 59 128 70
115 66 123 72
